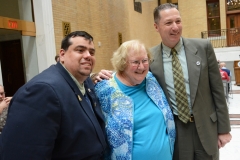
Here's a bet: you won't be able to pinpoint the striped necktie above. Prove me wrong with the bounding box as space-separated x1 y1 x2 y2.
171 48 190 123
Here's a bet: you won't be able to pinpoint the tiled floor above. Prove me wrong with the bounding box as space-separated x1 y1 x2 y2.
219 81 240 160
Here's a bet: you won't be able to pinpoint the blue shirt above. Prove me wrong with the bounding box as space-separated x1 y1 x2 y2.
115 76 171 160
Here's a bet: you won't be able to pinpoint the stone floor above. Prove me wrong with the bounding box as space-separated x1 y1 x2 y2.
219 81 240 160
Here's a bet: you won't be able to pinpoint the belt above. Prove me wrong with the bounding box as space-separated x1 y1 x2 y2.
174 114 194 122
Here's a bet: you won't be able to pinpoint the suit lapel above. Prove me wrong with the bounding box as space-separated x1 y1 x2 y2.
151 40 202 108
55 63 106 146
182 38 201 107
84 81 105 123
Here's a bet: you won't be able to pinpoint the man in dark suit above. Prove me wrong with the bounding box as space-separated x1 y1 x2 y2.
150 3 231 160
0 31 107 159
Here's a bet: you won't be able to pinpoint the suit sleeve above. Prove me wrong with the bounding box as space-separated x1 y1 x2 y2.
0 82 61 159
206 41 231 133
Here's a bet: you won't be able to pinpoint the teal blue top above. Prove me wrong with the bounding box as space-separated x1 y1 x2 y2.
95 72 175 160
115 76 171 160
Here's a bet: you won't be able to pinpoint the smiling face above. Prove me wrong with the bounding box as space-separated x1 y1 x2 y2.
60 36 95 83
120 47 149 86
154 8 182 48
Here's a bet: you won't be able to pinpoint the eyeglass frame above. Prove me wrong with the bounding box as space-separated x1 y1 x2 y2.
128 58 151 67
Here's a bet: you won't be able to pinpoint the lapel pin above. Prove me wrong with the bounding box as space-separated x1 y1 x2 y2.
78 95 82 101
196 61 200 65
88 88 91 92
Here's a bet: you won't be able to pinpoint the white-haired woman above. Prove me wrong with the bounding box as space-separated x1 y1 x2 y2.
95 40 175 160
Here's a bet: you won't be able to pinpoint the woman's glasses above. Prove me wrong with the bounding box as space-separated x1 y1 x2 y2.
128 58 150 67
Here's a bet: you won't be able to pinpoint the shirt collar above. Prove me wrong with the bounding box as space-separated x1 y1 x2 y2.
60 63 86 95
162 37 183 57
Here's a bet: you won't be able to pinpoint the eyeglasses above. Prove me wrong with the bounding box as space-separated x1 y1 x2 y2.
128 58 150 67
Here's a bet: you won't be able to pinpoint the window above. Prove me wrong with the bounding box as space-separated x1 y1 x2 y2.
62 22 71 37
118 33 122 46
207 0 221 36
230 16 235 28
227 0 240 11
134 0 142 13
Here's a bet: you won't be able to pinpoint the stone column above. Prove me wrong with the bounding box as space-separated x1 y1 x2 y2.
33 0 56 73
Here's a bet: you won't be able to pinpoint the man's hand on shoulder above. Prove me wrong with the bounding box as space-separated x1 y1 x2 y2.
91 70 113 84
218 133 232 148
4 97 12 104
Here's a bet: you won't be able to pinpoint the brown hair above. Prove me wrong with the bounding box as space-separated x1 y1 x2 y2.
153 3 178 23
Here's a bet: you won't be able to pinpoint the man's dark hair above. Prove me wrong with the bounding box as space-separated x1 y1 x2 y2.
55 55 59 62
61 31 93 51
153 3 178 23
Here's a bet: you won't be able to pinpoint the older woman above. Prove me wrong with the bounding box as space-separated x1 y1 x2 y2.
95 40 175 160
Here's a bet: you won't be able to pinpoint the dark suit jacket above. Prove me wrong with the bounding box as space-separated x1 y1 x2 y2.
0 63 107 160
150 38 230 155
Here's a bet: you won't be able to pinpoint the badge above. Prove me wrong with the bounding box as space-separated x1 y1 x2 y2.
78 95 82 101
196 61 200 65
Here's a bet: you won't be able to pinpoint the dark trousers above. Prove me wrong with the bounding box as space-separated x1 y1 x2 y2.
173 116 219 160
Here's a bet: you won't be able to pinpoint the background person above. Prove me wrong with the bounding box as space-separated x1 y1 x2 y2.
0 85 12 133
219 65 230 100
0 31 107 159
55 54 60 62
219 67 230 82
219 62 231 77
150 3 231 160
95 40 175 160
219 62 231 92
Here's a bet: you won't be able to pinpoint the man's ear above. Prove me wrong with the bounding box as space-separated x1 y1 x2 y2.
154 23 158 31
59 49 65 55
59 49 65 63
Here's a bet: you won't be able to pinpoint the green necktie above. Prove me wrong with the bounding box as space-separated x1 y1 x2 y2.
171 48 190 123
